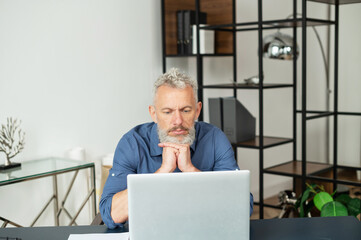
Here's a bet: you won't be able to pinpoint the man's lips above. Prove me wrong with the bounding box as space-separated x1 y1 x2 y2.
169 129 188 135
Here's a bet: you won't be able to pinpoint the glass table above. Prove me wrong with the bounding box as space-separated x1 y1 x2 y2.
0 158 96 227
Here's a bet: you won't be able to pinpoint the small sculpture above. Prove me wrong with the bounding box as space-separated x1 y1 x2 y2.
0 117 25 170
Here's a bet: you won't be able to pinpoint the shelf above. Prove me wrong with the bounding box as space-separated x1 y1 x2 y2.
265 162 361 188
306 112 334 120
165 53 234 58
201 83 294 89
337 111 361 116
233 136 293 149
202 18 335 32
308 0 361 4
163 0 233 55
337 168 361 184
296 110 361 117
265 163 361 188
264 18 334 28
264 161 333 177
296 110 334 120
303 167 361 188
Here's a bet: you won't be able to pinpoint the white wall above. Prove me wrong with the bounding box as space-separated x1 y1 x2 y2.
0 0 162 226
0 0 360 226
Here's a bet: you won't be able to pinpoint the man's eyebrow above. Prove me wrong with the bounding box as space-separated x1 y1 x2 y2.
160 106 193 111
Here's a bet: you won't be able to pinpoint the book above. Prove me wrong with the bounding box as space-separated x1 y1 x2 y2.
176 10 184 54
192 24 215 54
183 10 207 54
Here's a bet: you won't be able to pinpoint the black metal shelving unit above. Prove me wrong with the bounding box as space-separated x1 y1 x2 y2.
161 0 361 219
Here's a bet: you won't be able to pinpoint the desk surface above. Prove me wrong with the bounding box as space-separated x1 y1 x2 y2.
250 216 360 240
0 158 94 186
0 216 360 240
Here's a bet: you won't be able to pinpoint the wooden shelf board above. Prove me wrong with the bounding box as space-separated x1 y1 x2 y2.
264 161 333 176
234 136 293 149
336 168 361 184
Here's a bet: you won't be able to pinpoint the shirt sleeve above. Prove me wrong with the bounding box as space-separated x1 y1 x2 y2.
212 127 239 171
99 135 137 229
212 127 254 216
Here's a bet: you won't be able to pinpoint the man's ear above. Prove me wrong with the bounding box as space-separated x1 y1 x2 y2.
195 101 202 120
149 105 158 123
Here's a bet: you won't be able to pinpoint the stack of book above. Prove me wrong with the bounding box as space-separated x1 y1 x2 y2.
176 10 214 55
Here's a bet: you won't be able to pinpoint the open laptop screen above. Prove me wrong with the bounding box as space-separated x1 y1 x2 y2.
128 170 250 240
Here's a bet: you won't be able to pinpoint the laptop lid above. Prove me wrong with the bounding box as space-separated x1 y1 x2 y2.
128 170 250 240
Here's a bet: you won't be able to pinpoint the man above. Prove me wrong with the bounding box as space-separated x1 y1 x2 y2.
100 68 253 229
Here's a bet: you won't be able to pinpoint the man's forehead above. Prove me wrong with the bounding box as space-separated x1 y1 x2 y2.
156 84 192 93
154 85 195 103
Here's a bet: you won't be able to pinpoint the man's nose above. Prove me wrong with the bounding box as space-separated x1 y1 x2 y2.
172 110 183 126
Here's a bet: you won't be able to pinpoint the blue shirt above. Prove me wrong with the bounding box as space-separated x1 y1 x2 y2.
100 121 253 229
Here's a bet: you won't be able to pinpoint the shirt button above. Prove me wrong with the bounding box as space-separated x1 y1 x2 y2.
112 173 115 176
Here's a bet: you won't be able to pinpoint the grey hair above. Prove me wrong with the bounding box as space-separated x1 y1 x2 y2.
153 68 198 104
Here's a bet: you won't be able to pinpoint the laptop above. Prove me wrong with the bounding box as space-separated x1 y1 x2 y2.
127 170 250 240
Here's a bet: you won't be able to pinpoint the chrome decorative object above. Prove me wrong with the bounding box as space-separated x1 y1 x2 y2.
278 190 298 218
0 117 25 170
263 31 299 60
244 75 260 85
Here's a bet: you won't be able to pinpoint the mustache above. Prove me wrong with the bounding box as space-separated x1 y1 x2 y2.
167 126 189 133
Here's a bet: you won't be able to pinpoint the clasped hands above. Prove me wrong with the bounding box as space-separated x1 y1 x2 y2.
157 142 199 173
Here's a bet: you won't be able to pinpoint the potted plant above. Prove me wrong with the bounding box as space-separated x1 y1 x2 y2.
296 183 361 219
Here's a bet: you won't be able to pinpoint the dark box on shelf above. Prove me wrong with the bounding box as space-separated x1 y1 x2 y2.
209 97 256 143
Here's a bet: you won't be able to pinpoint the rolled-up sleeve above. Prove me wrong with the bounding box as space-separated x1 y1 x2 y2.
99 136 137 229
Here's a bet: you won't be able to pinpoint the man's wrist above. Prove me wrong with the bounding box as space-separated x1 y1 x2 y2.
156 165 175 173
181 165 200 172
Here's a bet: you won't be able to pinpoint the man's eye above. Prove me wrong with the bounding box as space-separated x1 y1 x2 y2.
183 109 191 113
163 111 171 114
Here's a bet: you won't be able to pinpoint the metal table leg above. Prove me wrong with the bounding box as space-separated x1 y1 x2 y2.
53 175 59 226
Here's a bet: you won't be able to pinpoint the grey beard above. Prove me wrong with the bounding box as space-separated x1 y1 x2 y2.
157 125 196 145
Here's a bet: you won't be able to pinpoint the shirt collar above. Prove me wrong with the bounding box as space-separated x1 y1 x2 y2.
150 123 198 157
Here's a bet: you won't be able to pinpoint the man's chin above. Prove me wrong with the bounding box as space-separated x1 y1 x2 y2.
164 135 186 144
157 125 196 145
168 133 187 139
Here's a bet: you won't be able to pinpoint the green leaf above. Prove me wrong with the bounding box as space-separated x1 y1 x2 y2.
299 188 313 218
314 192 333 211
321 201 348 217
347 198 361 217
331 189 337 197
303 200 315 217
335 194 351 206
